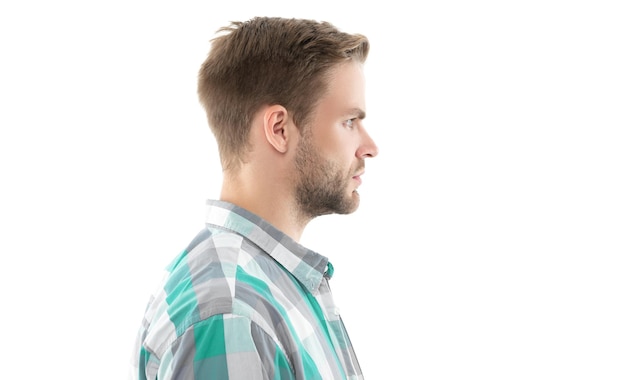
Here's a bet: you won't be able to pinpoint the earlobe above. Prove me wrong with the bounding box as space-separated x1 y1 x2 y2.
263 105 290 153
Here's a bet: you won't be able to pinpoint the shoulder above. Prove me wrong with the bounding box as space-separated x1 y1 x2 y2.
143 227 292 351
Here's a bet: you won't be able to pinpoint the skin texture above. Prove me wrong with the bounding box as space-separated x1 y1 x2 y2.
294 61 376 218
221 61 378 241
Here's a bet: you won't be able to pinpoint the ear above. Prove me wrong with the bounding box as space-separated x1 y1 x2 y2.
262 105 291 153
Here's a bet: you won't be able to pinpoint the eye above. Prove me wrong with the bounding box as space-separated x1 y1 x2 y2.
343 118 356 129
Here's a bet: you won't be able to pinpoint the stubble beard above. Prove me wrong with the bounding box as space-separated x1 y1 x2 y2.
294 135 361 220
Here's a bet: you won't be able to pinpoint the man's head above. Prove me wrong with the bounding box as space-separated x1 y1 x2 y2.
197 17 370 171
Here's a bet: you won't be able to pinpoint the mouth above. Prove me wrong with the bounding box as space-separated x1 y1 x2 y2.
352 172 363 186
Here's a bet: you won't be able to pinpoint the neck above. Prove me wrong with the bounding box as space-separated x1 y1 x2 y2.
220 169 310 242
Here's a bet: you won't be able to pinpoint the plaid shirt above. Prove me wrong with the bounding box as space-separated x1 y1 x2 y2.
129 200 363 379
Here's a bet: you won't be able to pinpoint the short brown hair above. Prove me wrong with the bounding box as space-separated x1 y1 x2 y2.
197 17 369 170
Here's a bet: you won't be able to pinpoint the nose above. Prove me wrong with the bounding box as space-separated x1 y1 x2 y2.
356 128 379 159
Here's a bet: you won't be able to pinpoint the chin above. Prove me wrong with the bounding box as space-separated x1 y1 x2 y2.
340 193 360 214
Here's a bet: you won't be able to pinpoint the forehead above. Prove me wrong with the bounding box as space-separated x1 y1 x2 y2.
320 61 366 114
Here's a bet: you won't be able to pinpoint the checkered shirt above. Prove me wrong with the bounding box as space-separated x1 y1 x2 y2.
129 200 363 379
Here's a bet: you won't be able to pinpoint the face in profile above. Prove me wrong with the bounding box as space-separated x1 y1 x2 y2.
294 61 378 218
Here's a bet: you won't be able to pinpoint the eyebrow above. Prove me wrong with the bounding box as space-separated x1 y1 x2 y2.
348 108 366 119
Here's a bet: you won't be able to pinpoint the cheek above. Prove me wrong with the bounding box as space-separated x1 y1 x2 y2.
314 128 358 163
323 146 354 167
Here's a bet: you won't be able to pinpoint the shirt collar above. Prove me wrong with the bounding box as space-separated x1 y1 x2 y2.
204 199 331 294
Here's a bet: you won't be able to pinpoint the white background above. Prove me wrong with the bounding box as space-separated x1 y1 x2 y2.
1 1 625 379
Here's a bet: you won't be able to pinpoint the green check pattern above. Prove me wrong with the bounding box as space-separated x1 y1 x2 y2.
129 200 363 379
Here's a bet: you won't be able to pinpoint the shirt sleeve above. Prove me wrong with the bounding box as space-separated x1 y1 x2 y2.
157 314 296 380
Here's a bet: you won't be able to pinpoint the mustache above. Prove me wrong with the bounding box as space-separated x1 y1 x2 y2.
353 161 365 175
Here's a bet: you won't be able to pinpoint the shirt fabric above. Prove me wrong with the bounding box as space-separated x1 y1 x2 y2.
129 200 363 379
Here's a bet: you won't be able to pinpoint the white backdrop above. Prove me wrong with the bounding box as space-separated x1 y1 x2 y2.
1 1 625 379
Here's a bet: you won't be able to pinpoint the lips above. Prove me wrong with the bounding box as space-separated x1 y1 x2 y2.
352 163 365 186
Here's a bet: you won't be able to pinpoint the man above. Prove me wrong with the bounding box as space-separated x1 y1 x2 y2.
130 17 378 379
